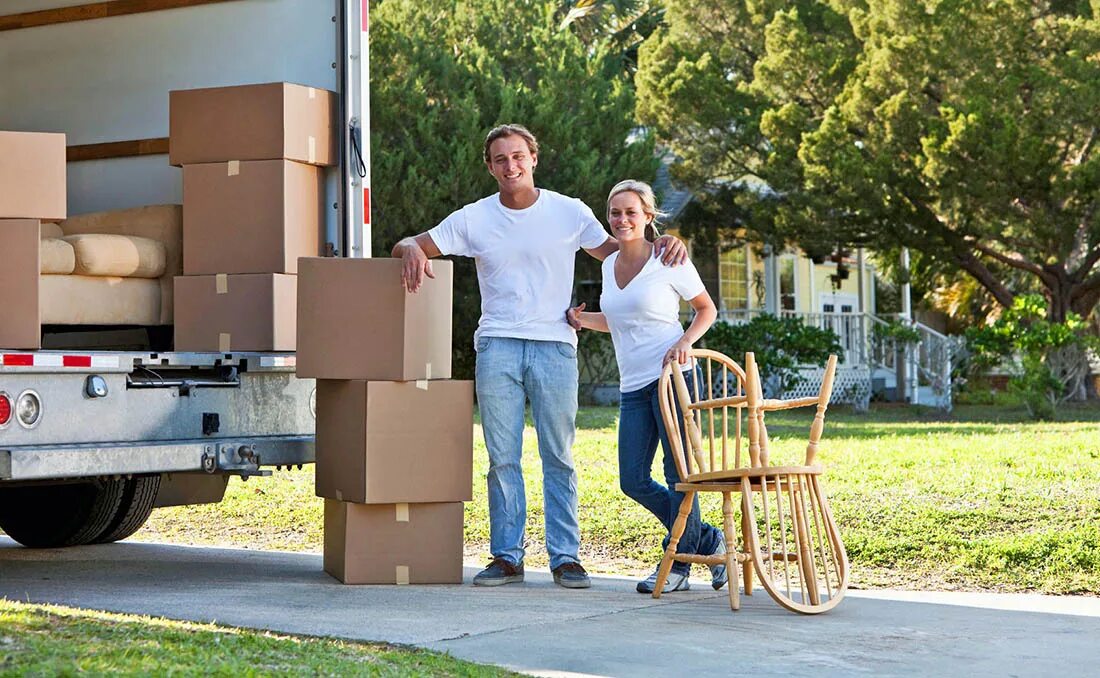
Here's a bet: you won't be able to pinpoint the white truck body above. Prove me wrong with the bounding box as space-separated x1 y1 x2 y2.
0 0 371 546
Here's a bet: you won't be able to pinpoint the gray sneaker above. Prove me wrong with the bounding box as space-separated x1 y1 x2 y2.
636 565 690 594
710 538 729 590
552 561 591 589
473 557 524 586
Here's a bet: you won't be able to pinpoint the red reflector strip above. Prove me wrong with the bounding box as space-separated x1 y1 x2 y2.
1 354 119 368
364 187 371 225
362 0 369 32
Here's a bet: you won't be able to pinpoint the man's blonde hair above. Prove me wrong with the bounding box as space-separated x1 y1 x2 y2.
483 124 539 163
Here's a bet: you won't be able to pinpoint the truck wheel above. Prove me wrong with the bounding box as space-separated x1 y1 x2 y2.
94 474 161 544
0 479 126 548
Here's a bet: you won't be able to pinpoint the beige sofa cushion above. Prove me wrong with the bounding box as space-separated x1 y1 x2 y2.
40 274 161 326
59 204 182 275
64 233 167 278
40 222 64 239
40 237 76 274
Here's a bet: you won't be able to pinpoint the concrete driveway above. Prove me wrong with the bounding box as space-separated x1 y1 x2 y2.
1 537 1097 677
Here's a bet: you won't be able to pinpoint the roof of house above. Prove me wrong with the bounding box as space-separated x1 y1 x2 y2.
652 156 694 222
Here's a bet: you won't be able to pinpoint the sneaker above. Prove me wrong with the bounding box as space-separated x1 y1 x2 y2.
636 565 690 594
709 538 729 590
472 557 524 586
552 562 591 589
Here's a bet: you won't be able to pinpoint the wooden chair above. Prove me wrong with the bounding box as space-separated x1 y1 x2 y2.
655 349 848 614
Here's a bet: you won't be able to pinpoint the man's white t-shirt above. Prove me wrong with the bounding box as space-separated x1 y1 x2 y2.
599 251 706 392
428 189 609 348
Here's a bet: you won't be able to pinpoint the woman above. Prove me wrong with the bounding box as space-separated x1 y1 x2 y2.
567 180 727 593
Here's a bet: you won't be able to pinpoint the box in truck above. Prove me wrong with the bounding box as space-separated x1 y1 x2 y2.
0 0 373 549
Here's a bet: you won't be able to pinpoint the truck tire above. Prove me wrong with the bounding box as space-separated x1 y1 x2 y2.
0 479 126 548
94 474 161 544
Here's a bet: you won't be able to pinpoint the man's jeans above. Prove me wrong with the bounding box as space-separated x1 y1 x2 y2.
618 372 723 575
476 336 581 570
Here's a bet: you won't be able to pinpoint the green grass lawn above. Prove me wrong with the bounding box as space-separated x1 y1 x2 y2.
139 402 1100 595
0 600 518 677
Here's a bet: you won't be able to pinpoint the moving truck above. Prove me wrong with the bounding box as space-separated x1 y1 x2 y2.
0 0 371 547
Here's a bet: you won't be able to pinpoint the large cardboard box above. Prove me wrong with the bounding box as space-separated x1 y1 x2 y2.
0 132 66 220
315 379 473 504
297 258 453 380
324 500 464 585
0 220 42 349
183 160 321 275
169 83 336 167
174 273 296 352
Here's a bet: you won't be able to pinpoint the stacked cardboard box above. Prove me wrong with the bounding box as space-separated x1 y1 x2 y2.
0 131 67 349
298 258 472 584
169 82 336 352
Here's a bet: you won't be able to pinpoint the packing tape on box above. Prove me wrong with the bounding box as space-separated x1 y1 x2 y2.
216 273 228 294
335 489 343 501
227 160 240 176
395 503 409 522
308 136 316 164
395 565 410 585
426 363 432 379
308 87 316 99
218 333 231 352
415 380 428 391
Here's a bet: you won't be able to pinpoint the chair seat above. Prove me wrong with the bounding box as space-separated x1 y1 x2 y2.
684 465 823 484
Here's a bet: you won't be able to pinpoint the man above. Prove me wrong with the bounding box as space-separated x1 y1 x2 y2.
392 124 685 588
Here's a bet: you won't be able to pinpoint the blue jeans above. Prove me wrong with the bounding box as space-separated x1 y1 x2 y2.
619 372 723 575
475 336 581 570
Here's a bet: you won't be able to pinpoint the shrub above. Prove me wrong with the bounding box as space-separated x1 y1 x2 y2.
702 314 843 396
966 295 1099 420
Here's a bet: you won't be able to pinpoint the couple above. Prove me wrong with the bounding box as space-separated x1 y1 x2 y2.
393 124 725 593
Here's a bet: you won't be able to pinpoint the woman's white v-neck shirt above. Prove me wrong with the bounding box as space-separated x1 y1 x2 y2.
599 251 706 392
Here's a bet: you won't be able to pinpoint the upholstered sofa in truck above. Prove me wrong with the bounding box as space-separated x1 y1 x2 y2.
42 204 181 326
0 205 181 349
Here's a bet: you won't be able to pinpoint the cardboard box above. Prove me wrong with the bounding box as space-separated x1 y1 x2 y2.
169 83 336 166
324 500 464 585
0 132 66 220
297 258 453 380
315 379 473 504
183 160 321 275
0 220 41 349
174 273 296 352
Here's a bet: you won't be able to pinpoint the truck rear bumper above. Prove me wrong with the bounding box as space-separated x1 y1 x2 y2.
0 436 314 481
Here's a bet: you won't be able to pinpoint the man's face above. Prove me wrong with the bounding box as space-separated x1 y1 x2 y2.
486 135 537 192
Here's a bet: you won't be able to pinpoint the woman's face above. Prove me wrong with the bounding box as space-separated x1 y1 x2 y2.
608 191 649 243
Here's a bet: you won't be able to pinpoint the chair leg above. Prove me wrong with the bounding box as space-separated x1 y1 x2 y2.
654 492 693 599
722 492 739 611
740 492 753 596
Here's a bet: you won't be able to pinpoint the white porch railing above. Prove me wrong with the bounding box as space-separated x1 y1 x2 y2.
710 309 961 410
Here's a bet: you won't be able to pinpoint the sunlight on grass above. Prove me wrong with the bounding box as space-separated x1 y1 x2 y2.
0 600 517 676
140 403 1100 594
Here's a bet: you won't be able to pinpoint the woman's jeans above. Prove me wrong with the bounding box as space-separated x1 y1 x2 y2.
618 371 723 575
475 336 581 571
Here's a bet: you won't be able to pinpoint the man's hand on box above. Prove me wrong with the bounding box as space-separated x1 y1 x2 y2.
401 244 434 293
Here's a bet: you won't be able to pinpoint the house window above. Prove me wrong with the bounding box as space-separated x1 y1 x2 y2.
779 257 796 311
719 245 748 310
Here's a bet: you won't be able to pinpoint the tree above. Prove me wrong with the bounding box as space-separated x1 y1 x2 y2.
370 0 658 377
637 0 1100 324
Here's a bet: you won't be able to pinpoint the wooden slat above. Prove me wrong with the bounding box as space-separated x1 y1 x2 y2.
0 0 239 32
67 137 170 162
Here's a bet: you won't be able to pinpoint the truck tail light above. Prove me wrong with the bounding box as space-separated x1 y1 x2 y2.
0 392 11 427
16 390 41 428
